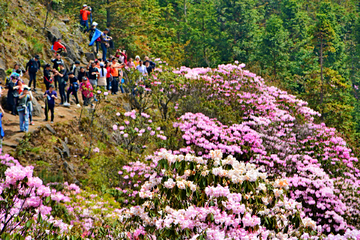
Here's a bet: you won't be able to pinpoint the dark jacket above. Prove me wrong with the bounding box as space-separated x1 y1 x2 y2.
26 58 40 73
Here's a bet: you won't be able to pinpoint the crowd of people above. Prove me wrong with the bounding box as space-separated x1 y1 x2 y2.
0 3 158 148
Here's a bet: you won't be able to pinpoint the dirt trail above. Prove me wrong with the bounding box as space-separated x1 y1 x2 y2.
2 95 81 154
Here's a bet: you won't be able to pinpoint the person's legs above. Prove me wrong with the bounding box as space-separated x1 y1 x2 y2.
54 76 58 90
19 111 24 131
24 111 29 132
101 43 107 61
50 105 55 122
66 87 71 103
29 72 35 89
45 104 49 121
59 81 66 104
74 90 79 104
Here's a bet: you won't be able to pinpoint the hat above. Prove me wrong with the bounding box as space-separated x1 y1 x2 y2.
100 62 104 67
135 55 140 60
34 55 40 59
11 73 19 79
92 22 98 26
83 4 87 8
104 28 110 32
82 77 88 81
24 87 30 91
49 84 54 88
45 63 51 68
75 60 80 64
68 71 74 75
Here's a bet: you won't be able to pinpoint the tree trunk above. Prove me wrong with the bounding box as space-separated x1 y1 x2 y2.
106 0 111 27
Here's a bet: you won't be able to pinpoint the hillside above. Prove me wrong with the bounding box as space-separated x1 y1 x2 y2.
0 0 93 81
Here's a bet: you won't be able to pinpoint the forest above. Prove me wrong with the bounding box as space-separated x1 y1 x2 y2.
60 0 360 149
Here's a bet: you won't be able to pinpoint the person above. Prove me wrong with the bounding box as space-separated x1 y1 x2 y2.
13 64 23 77
25 55 40 91
111 58 120 94
0 105 5 150
127 58 135 68
44 85 57 123
53 63 68 105
137 60 147 76
71 60 81 77
52 38 67 55
43 63 53 90
18 87 32 132
100 29 112 61
87 61 99 87
26 87 34 125
134 56 141 67
80 77 94 106
89 22 100 54
119 63 125 93
98 62 107 89
105 61 112 90
7 75 20 115
144 56 156 69
78 66 87 81
145 60 155 74
116 49 127 64
64 72 80 107
51 54 64 90
80 4 92 32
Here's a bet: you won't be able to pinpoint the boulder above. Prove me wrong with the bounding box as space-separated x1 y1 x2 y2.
63 57 74 71
63 43 79 61
0 58 6 81
0 69 6 81
45 124 56 135
85 52 95 62
47 26 62 43
31 96 43 117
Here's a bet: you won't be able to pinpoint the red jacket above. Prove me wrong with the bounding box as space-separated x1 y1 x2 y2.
80 9 91 21
53 41 66 52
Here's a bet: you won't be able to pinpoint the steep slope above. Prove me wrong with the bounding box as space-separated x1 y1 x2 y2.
0 0 91 82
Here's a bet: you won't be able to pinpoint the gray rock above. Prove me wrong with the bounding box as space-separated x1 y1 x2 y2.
45 124 56 134
0 58 6 69
3 142 17 148
0 68 6 81
63 43 79 61
85 52 95 62
63 161 74 173
61 140 70 158
123 102 131 112
47 26 62 43
31 96 43 117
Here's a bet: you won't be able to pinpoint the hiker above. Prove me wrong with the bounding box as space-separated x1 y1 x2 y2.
13 64 23 77
0 105 5 150
71 60 81 77
144 56 156 69
43 63 53 90
53 63 68 105
105 61 112 90
145 60 155 74
78 66 87 81
134 56 141 67
116 49 127 64
127 58 135 68
80 77 94 106
7 75 20 115
137 60 148 76
65 72 80 107
25 55 40 91
98 62 107 89
51 54 65 90
87 61 99 87
100 29 112 61
111 58 120 95
43 84 57 123
52 38 67 56
18 87 32 132
80 4 92 32
119 63 125 93
89 22 101 55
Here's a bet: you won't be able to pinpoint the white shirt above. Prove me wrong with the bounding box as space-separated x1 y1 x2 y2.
99 68 107 78
137 65 147 74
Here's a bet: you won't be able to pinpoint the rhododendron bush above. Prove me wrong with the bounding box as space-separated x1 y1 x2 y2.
2 62 360 239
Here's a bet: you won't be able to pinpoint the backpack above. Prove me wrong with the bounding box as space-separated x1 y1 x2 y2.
5 76 11 87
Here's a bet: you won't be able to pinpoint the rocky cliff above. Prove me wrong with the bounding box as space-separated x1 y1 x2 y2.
0 0 94 82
